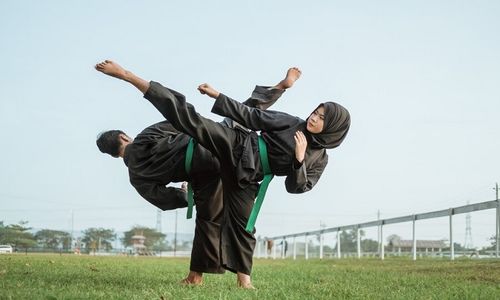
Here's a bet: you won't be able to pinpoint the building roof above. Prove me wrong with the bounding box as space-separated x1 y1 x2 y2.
391 240 446 248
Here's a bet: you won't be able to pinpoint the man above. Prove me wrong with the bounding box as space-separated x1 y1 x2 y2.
96 122 224 284
95 60 300 287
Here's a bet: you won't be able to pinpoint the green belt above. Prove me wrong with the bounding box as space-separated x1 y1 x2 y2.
184 138 195 219
245 136 274 233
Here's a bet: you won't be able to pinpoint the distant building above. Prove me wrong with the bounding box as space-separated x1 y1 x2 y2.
131 233 147 255
389 239 446 254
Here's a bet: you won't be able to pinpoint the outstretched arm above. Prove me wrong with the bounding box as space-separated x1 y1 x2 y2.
198 67 302 131
199 83 300 132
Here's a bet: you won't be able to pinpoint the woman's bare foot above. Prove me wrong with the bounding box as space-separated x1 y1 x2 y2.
180 271 203 286
95 60 129 80
274 67 302 90
94 59 150 94
237 272 255 289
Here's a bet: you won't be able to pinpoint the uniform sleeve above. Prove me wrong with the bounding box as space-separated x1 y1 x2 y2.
241 86 284 110
284 152 328 194
132 180 188 211
212 93 300 132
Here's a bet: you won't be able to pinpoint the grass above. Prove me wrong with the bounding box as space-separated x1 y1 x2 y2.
0 254 499 299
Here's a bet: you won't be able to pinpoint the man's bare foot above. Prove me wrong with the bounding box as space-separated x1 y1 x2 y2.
274 67 302 90
95 59 150 94
95 60 129 80
180 271 203 286
237 272 255 289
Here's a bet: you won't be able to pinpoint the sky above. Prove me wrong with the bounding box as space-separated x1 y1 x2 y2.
1 1 499 248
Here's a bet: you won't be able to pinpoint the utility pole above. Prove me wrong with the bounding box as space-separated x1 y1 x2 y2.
155 209 162 254
495 183 499 201
495 183 499 258
174 210 178 257
70 210 74 250
464 201 473 250
156 209 162 233
377 210 381 255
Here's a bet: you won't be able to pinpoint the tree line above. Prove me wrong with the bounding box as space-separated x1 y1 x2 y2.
0 221 178 253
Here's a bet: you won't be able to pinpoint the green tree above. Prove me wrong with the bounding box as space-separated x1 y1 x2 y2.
81 227 115 252
361 239 379 252
333 229 379 252
122 226 167 251
0 221 37 250
484 235 497 251
35 229 71 250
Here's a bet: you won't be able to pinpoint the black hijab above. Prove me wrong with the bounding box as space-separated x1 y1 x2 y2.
307 102 350 149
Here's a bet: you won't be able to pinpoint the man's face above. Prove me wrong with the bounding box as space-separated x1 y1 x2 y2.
306 105 325 134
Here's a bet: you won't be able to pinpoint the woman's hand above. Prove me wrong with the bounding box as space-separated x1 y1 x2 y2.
294 131 307 163
197 83 220 99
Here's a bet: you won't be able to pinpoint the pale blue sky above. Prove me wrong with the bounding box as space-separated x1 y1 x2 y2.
1 1 499 247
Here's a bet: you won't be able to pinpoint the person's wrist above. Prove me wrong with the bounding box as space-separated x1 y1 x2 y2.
211 91 220 99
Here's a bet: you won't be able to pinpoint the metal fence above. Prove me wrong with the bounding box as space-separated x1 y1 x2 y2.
257 200 500 260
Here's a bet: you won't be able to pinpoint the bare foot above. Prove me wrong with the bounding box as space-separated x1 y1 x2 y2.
237 272 255 289
274 67 302 90
180 271 203 286
94 59 150 94
95 60 129 80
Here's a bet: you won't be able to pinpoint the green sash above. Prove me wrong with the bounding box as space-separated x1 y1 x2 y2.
184 138 195 219
245 136 274 232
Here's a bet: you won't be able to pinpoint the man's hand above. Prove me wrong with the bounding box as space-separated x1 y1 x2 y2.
294 131 307 163
181 182 188 192
197 83 220 99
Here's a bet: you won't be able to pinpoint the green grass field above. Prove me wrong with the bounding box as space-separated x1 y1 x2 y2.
0 254 499 299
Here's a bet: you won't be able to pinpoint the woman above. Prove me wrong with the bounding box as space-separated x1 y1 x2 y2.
96 59 349 288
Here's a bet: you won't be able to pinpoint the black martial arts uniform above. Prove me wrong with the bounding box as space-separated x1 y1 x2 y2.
143 81 350 275
124 87 283 274
124 121 224 273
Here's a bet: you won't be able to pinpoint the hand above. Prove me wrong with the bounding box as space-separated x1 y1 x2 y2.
197 83 220 99
181 182 188 192
294 131 307 163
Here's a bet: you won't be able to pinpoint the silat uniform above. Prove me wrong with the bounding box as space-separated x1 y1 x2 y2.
144 81 350 275
124 87 284 274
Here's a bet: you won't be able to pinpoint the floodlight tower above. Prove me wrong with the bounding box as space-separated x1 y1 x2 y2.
464 211 473 250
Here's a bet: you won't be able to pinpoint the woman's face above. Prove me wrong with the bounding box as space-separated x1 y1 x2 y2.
306 105 325 134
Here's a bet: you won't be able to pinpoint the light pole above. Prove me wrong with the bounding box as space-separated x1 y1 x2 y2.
174 210 178 257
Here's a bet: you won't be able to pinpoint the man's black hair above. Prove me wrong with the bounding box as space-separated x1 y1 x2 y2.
96 130 127 158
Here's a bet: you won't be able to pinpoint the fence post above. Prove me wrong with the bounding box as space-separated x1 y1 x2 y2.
380 222 385 260
264 240 268 259
412 215 417 261
256 238 261 258
337 229 341 259
281 238 285 259
293 236 297 260
305 235 309 260
449 208 454 260
273 239 277 260
357 227 361 259
319 233 324 259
